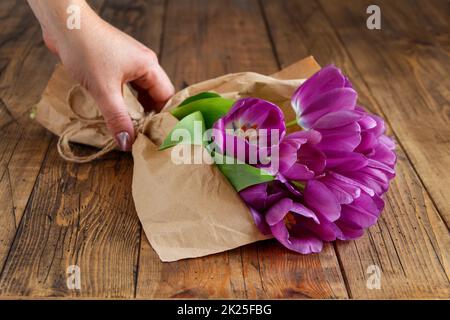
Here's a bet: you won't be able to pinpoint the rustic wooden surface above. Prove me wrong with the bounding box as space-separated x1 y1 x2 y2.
0 0 448 299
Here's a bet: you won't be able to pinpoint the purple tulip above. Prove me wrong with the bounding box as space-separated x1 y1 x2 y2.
291 66 358 129
239 181 289 235
323 109 396 240
239 181 287 212
265 198 323 254
212 98 286 164
238 66 396 254
296 83 395 243
278 130 326 181
313 110 363 152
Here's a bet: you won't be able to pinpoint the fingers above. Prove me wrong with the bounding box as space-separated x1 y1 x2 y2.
133 58 175 111
94 88 135 151
91 54 174 152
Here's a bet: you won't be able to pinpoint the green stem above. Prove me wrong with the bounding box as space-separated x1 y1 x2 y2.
285 119 299 128
291 181 305 192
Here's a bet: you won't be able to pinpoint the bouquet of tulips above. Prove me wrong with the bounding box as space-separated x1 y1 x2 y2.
160 66 397 254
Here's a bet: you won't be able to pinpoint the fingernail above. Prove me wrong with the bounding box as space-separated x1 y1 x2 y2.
116 131 131 151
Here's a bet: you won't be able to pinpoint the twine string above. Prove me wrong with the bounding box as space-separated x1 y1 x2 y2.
57 84 149 163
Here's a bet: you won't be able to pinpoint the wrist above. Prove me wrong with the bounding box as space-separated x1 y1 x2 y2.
28 0 100 51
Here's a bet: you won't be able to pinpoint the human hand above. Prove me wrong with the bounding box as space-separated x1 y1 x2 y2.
29 0 174 151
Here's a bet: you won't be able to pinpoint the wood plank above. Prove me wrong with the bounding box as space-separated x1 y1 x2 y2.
135 0 348 299
261 0 450 298
0 0 149 298
380 0 449 48
335 147 450 298
99 0 165 46
324 0 450 226
371 0 449 225
0 0 106 272
0 0 56 272
0 141 141 297
241 241 348 298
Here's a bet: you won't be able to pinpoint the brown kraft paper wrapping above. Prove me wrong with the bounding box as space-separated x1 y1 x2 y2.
34 56 321 261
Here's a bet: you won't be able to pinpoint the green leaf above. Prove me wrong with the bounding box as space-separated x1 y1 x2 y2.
213 153 274 192
171 97 234 129
178 92 222 107
159 111 205 150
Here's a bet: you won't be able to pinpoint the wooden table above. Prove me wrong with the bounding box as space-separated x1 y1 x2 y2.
0 0 448 299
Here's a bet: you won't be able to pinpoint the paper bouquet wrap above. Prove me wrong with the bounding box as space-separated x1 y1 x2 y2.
35 57 396 262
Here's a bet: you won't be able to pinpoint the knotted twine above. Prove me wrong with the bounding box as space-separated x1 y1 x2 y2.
56 84 151 163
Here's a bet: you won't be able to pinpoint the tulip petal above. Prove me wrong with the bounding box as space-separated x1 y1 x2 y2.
299 88 358 128
330 172 375 197
335 222 365 240
317 122 362 152
248 206 272 236
283 163 315 180
239 181 287 211
313 110 362 129
301 216 341 241
270 221 323 254
339 195 380 229
292 66 346 111
265 198 319 226
325 151 368 171
278 130 325 179
304 180 341 222
325 174 361 202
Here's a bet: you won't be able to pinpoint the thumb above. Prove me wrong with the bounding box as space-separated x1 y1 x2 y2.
94 88 135 151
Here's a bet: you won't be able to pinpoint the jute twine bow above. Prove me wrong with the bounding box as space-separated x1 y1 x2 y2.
57 85 151 163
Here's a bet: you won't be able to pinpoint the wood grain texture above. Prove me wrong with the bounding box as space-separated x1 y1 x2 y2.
261 0 450 298
0 0 142 298
100 0 165 46
0 0 106 275
135 0 348 299
0 0 448 299
320 0 450 226
0 141 140 297
0 0 56 273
